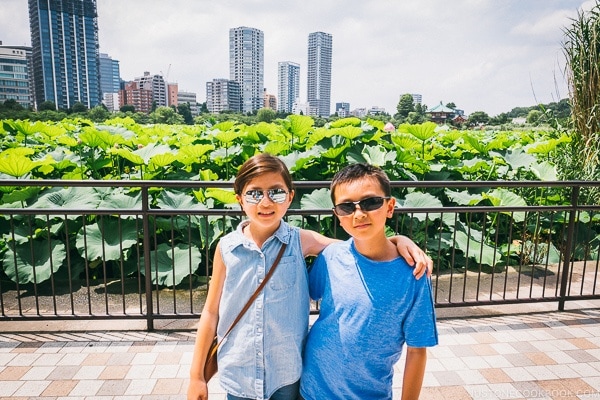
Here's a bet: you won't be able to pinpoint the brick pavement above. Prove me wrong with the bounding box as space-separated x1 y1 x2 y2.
1 305 600 399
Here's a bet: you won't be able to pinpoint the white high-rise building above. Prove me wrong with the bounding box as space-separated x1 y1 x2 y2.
307 32 332 117
277 61 300 114
206 79 241 113
229 26 264 113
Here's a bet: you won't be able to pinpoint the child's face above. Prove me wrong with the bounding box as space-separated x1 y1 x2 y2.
236 171 293 230
332 177 395 241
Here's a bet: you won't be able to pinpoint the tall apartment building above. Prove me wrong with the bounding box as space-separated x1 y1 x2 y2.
229 26 264 113
28 0 101 110
99 53 120 95
412 93 423 105
307 32 332 117
277 61 300 113
135 71 167 108
99 53 120 111
0 45 33 108
206 78 241 113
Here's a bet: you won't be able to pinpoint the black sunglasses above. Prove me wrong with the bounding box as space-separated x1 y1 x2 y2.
333 196 390 216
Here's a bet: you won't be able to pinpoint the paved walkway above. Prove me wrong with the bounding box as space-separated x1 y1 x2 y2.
1 302 600 399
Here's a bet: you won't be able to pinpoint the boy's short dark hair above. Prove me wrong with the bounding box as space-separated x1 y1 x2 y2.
330 163 391 202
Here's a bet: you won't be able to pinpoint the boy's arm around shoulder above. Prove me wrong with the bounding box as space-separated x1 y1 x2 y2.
188 243 226 400
389 235 432 279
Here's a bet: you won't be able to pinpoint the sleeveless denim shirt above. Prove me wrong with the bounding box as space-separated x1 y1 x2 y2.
217 220 309 399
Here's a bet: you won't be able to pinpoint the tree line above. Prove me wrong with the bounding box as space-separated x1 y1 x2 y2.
393 93 571 128
0 94 570 129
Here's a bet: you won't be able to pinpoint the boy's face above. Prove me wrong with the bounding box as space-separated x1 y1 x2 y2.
332 176 395 241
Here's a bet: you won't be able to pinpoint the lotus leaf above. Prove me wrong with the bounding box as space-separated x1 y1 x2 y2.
3 239 66 284
76 217 139 261
141 243 202 287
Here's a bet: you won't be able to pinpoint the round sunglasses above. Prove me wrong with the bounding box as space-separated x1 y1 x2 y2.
333 196 390 216
244 188 289 204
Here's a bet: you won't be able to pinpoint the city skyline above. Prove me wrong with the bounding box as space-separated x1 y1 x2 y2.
1 0 593 116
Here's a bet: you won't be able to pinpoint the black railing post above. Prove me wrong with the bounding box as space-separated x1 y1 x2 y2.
142 186 154 330
558 185 580 311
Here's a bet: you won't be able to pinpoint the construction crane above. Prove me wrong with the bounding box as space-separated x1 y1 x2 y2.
160 64 171 82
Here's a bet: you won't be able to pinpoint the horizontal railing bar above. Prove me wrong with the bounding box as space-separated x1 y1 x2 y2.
1 179 599 189
0 205 595 216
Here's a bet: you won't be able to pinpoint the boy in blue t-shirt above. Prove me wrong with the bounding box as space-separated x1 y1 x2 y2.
300 163 438 400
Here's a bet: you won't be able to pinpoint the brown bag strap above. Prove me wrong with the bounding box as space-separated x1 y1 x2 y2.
220 243 287 341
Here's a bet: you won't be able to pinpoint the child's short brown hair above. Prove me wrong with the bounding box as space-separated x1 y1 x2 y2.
330 163 391 203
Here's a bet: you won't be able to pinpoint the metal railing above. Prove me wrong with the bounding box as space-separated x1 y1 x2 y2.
1 179 599 330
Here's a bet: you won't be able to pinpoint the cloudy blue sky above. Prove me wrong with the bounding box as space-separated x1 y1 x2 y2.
1 0 593 116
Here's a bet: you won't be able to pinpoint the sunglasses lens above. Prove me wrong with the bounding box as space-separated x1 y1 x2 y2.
361 197 385 211
334 203 356 216
268 189 287 203
244 190 263 204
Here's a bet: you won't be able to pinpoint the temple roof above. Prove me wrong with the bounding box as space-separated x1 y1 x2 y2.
428 101 455 113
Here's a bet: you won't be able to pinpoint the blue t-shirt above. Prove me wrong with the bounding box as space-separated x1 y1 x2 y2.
300 239 438 400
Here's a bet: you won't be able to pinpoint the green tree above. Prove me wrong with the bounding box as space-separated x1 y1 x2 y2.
120 104 135 113
468 111 490 125
488 113 510 125
71 102 88 114
406 111 425 124
199 102 209 114
32 110 68 121
150 106 184 124
395 94 415 120
38 101 57 111
257 107 276 123
526 109 543 124
446 102 456 109
2 99 24 111
88 105 111 122
177 103 194 124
